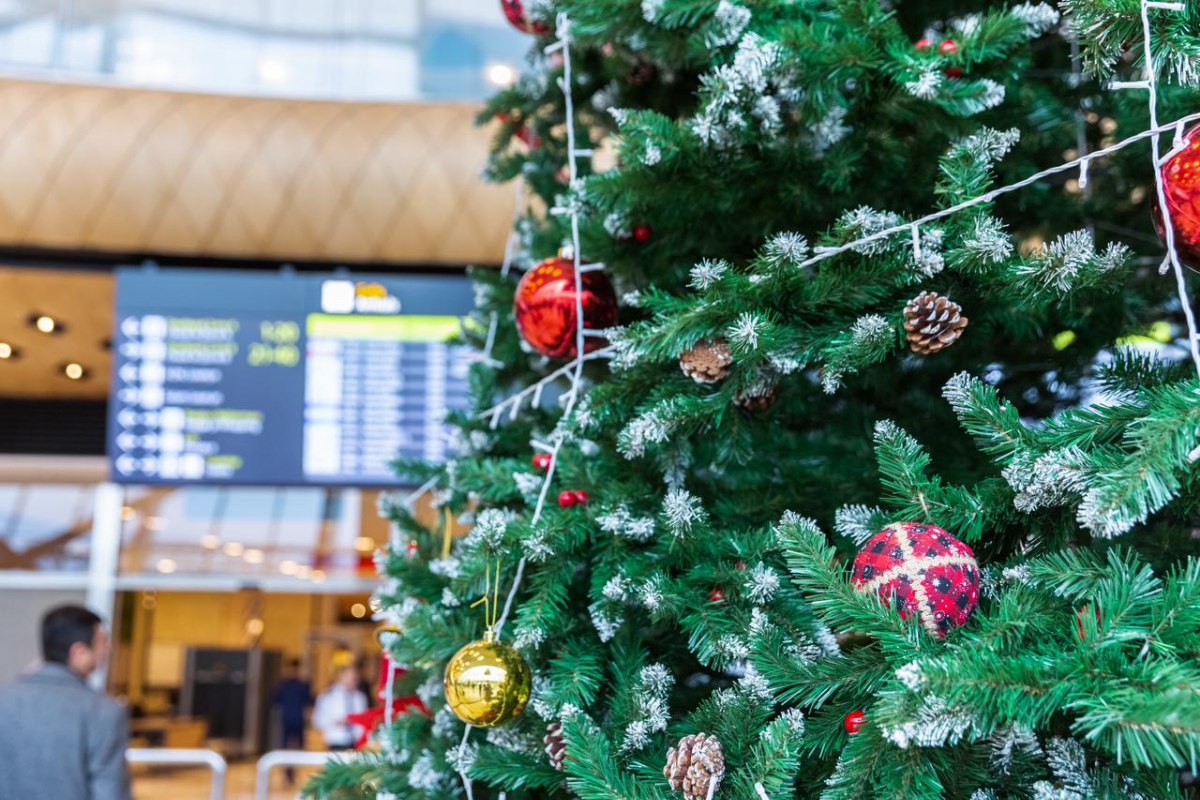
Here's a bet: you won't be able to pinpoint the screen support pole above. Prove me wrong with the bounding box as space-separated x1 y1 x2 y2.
87 482 124 691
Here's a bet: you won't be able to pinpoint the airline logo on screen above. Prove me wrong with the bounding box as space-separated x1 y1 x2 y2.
321 280 402 314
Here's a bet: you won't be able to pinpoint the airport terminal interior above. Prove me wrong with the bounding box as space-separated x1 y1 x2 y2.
0 1 523 796
6 1 1200 799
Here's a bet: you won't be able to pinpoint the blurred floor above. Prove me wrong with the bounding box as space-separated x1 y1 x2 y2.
133 761 322 800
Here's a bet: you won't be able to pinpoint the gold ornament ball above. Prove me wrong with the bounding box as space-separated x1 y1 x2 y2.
443 631 531 727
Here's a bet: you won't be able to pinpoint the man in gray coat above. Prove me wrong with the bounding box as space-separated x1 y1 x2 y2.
0 604 131 800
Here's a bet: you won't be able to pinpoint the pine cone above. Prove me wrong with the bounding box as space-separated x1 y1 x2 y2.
544 722 566 771
680 339 733 384
628 61 658 86
903 292 968 355
664 733 725 800
734 383 778 412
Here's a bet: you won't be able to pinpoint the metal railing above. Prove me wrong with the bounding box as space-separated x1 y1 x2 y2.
127 747 227 800
255 749 334 800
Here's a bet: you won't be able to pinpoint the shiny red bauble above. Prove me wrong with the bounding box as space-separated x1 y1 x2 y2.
501 0 550 34
944 67 964 79
939 39 958 55
558 490 578 508
514 254 618 359
844 710 867 734
1152 124 1200 271
572 490 589 505
708 587 726 603
850 522 980 638
633 225 653 243
915 38 931 50
532 453 553 471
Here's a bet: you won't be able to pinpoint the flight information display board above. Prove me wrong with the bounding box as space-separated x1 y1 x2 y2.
108 268 475 485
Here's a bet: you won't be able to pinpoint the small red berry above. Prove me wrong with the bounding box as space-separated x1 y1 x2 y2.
709 587 726 603
844 710 867 734
633 224 653 243
735 560 747 572
939 39 958 55
406 540 419 558
944 67 964 79
573 490 589 505
558 490 578 508
915 37 932 50
532 453 553 471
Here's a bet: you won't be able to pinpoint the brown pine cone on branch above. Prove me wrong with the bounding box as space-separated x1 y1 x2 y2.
628 61 658 86
903 292 968 355
679 339 733 384
664 733 725 800
544 721 566 771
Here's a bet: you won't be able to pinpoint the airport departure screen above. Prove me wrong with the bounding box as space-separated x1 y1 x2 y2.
107 268 474 485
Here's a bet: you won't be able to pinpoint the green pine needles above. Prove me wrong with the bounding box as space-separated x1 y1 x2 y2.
305 0 1200 798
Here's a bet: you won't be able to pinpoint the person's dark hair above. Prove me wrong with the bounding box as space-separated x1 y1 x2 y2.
41 605 101 664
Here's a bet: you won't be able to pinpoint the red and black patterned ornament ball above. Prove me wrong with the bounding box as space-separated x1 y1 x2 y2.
1153 123 1200 270
501 0 550 34
514 254 618 359
850 522 979 637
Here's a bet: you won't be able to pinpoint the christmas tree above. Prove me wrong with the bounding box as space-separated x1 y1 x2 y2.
308 0 1200 797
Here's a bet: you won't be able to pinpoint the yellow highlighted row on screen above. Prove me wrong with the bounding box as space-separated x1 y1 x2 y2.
306 314 461 342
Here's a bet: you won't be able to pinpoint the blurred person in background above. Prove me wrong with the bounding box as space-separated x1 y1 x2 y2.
271 657 313 784
0 604 130 800
313 665 367 750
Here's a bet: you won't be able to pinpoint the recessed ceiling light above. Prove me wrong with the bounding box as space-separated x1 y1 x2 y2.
63 363 86 380
200 534 220 550
156 558 177 574
223 542 245 557
243 548 264 565
354 536 375 552
33 315 58 334
350 603 367 619
0 342 16 359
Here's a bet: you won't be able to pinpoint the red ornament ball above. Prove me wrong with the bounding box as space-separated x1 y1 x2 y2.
557 490 579 508
500 0 549 34
514 255 619 359
708 587 726 603
844 710 867 735
850 522 979 637
1152 123 1200 271
633 224 653 243
532 453 553 471
915 37 932 50
944 67 964 79
938 39 958 55
572 490 589 505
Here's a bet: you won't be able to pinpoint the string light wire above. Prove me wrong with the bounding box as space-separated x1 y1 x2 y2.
458 14 597 798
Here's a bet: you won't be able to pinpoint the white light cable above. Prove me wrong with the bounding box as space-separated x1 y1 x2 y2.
797 112 1200 270
1131 0 1200 374
482 181 528 367
459 13 601 799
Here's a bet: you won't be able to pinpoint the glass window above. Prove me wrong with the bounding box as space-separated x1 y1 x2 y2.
0 0 529 101
0 484 95 572
119 485 380 584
